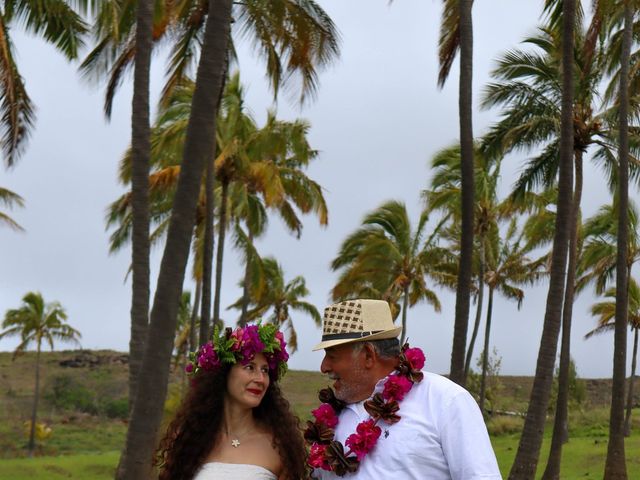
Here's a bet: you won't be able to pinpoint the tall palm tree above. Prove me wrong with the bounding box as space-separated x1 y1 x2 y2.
229 256 321 352
0 186 24 230
606 2 633 477
115 1 235 477
587 280 640 438
423 143 507 378
81 0 340 116
331 200 448 344
0 292 81 456
437 0 475 386
478 219 545 415
0 0 87 167
126 0 154 414
106 73 327 331
508 0 576 477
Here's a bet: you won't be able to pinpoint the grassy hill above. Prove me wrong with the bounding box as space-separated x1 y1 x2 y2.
1 349 639 478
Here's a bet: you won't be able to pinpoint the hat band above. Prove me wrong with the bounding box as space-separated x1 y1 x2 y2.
321 330 383 342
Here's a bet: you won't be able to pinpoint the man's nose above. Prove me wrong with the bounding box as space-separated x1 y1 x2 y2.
320 356 330 374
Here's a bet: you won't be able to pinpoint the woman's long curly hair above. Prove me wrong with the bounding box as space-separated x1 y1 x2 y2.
155 365 307 479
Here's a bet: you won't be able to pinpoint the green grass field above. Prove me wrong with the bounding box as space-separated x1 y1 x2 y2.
1 433 638 479
1 350 638 479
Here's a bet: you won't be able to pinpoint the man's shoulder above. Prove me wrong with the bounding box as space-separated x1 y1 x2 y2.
417 371 473 401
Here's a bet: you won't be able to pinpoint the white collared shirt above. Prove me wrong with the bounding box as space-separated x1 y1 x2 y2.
312 372 502 480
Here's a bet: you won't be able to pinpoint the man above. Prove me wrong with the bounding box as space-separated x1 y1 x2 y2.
309 298 501 479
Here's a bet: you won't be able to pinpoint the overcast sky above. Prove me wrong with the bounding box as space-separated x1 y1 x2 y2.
1 0 631 378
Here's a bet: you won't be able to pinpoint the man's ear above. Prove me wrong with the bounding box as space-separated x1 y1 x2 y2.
363 343 377 368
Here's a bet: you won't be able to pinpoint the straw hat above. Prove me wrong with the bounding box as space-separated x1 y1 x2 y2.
312 299 402 351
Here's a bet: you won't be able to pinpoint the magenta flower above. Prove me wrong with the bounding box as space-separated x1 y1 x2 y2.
345 419 381 460
382 375 413 402
404 347 425 371
308 443 331 470
312 403 339 428
275 330 289 362
184 362 194 374
197 343 220 371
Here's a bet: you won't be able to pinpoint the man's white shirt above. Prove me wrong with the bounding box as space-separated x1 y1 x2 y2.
312 372 502 479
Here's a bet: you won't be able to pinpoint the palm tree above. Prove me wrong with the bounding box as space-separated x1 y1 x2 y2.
0 1 87 167
606 2 633 477
0 292 81 456
587 280 640 438
81 0 340 116
478 219 545 415
126 0 154 414
423 143 507 379
0 186 24 231
115 1 235 477
331 200 448 344
230 256 320 352
436 0 475 386
107 73 327 331
508 0 576 477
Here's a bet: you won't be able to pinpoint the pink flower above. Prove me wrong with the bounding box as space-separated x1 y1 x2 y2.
312 403 339 428
275 330 289 362
404 347 425 371
382 375 413 402
184 362 194 374
197 343 220 371
308 443 331 470
345 419 381 460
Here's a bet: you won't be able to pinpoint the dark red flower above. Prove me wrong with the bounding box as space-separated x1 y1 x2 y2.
308 443 331 470
312 403 339 428
382 375 413 402
404 347 425 371
345 419 382 460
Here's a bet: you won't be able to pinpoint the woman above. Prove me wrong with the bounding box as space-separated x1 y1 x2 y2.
156 323 307 479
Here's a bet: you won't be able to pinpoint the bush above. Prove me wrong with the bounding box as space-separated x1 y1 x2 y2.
103 398 128 419
46 375 98 415
486 415 524 436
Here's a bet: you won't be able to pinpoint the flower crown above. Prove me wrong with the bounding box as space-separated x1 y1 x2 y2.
185 323 289 380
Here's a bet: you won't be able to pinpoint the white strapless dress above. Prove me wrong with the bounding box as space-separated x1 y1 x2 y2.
193 462 277 480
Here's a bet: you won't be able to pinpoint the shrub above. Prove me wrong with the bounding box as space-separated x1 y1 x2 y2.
46 375 98 415
486 415 524 436
103 398 128 419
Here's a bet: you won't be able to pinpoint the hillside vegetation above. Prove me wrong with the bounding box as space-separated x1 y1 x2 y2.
1 350 639 478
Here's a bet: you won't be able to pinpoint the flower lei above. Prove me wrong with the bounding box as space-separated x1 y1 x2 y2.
185 323 289 380
304 343 425 476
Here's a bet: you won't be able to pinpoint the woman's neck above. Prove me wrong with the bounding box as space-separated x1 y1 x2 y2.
222 398 256 435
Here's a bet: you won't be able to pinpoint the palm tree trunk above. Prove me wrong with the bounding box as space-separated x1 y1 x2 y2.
449 0 474 386
28 342 42 457
543 151 583 480
200 157 215 344
190 279 201 351
605 2 632 478
127 0 153 414
213 179 230 328
400 285 409 345
116 1 234 478
239 230 255 327
465 244 485 378
479 286 494 416
508 1 575 478
624 326 638 437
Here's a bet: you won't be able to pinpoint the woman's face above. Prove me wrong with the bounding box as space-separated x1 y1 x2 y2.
225 352 270 409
